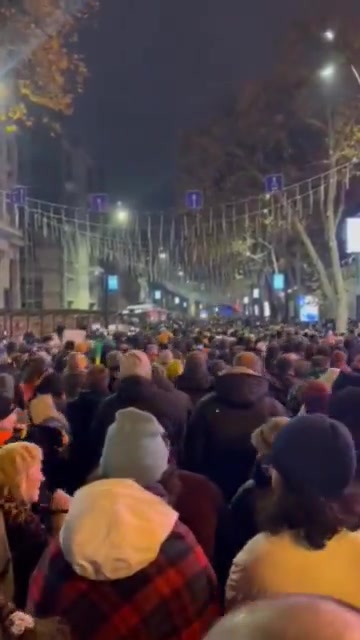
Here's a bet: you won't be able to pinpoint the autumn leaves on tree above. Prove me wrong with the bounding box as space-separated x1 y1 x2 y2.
0 0 96 127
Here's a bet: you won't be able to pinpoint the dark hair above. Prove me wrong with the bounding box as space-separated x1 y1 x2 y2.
276 355 294 378
311 355 329 371
260 483 360 550
316 344 331 358
35 372 64 399
64 341 75 352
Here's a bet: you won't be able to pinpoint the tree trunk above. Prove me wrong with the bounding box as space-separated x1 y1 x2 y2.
335 291 348 333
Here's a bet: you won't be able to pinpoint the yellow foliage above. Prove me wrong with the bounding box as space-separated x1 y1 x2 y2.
0 0 97 126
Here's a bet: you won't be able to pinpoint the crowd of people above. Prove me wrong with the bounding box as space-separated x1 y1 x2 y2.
0 324 360 638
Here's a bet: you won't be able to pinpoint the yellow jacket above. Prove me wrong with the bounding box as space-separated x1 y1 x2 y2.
226 529 360 610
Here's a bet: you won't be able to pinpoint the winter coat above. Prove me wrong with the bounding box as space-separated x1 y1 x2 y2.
66 390 109 493
0 495 48 609
176 372 214 407
184 368 286 500
229 461 272 555
89 376 191 473
226 529 360 611
27 479 219 640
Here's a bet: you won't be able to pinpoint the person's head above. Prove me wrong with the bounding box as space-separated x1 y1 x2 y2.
351 353 360 372
22 356 48 386
66 352 88 374
183 350 208 377
99 408 169 486
166 359 183 382
145 343 159 364
158 349 173 367
208 359 227 377
294 358 311 380
63 340 75 353
233 351 263 374
311 355 330 373
205 596 360 640
0 442 43 503
276 355 295 379
85 365 109 394
118 350 152 381
34 372 65 401
106 350 122 373
264 414 358 549
251 417 289 458
330 350 348 370
302 380 330 415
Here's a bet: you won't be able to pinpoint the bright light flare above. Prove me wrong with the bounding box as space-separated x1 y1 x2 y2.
323 29 335 42
319 63 336 80
115 204 129 225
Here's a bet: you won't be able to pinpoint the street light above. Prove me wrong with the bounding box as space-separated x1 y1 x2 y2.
323 29 335 42
319 63 336 80
115 202 129 225
159 249 167 260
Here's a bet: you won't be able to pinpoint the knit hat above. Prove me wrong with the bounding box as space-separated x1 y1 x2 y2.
251 417 289 456
99 408 169 485
166 359 183 382
0 374 15 401
118 350 152 381
270 414 356 499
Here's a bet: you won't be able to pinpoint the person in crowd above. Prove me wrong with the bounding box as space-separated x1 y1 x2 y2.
158 348 173 369
90 350 191 474
20 356 49 406
145 343 159 364
205 596 360 640
329 387 360 472
97 407 227 565
331 367 360 395
105 350 121 393
0 395 22 445
53 341 75 374
208 359 227 378
27 374 69 491
230 416 289 555
66 365 110 493
330 349 350 372
267 355 297 407
264 343 281 377
166 359 183 383
63 353 88 401
301 380 330 415
184 352 286 500
176 351 214 406
0 443 70 608
27 478 220 640
226 414 360 610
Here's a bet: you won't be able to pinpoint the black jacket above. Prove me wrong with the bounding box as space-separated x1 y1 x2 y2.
184 370 286 500
89 375 191 472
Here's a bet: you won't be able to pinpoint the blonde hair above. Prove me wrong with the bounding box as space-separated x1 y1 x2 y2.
251 417 289 456
0 442 42 500
65 352 88 374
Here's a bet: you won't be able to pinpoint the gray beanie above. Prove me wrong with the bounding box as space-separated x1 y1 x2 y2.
99 408 169 486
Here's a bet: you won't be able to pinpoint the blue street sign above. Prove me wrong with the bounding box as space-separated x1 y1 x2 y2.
185 190 203 210
272 273 285 291
264 174 284 194
89 193 108 213
107 275 119 292
9 186 27 206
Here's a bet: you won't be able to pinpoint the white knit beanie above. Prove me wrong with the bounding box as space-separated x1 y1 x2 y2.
118 350 152 381
99 408 169 486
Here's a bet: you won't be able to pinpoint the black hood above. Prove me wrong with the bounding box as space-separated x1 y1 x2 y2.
215 370 269 406
177 371 213 392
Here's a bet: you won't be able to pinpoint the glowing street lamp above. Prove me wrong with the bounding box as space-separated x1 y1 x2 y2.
115 202 129 225
159 249 167 260
323 29 335 42
319 63 336 80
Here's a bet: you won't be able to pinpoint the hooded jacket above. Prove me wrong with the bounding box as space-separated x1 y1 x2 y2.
28 479 219 640
184 368 286 500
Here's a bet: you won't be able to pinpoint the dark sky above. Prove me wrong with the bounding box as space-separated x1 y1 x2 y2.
72 0 303 209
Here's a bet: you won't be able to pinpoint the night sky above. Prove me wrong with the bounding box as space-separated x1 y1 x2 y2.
72 0 304 209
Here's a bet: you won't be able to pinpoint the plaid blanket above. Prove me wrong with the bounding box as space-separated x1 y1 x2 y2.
28 521 220 640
